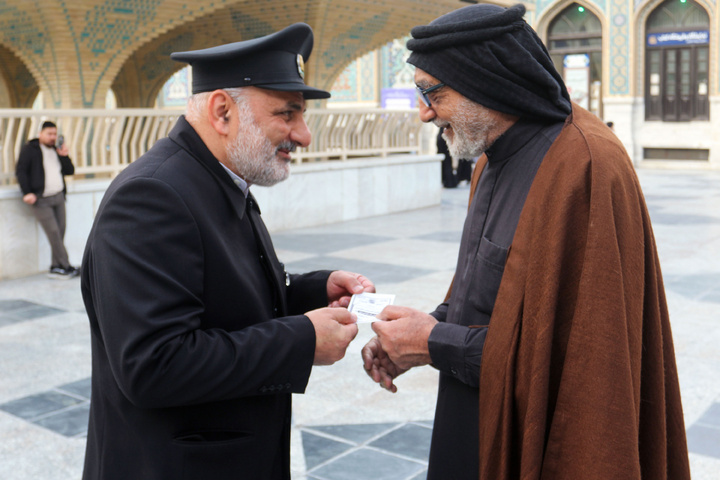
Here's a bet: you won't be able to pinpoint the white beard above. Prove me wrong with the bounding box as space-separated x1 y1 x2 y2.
439 97 500 161
226 103 293 187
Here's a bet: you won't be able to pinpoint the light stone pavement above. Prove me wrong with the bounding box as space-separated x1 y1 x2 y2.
0 168 719 479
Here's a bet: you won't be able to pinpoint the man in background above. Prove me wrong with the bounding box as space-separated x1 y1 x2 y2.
16 121 79 279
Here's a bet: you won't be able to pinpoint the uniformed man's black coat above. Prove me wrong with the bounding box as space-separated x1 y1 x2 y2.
81 117 330 480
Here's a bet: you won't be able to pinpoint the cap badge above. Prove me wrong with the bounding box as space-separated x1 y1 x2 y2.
296 54 305 79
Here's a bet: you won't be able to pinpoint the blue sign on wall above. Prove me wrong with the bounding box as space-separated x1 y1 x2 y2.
381 88 416 109
647 30 709 46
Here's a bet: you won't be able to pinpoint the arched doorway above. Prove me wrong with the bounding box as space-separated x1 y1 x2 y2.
0 43 40 108
645 0 710 121
547 3 603 118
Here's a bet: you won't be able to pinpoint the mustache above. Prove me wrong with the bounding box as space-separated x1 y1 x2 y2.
276 141 298 153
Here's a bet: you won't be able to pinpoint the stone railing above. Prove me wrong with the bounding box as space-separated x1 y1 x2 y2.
0 108 430 185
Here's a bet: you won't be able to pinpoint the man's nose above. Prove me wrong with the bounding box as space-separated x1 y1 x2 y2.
291 117 312 148
418 102 437 123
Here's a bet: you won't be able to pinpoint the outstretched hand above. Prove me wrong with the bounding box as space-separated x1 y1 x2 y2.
361 336 407 393
327 271 375 307
306 307 359 365
371 305 436 370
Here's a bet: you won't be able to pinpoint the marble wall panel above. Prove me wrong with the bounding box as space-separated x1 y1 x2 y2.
0 156 441 279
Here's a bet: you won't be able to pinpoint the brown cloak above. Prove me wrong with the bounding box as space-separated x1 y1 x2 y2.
466 106 690 479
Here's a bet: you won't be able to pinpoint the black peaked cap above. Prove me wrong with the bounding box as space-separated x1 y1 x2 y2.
171 23 331 99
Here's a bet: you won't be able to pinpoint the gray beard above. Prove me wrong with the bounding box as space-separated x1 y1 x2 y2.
440 97 499 161
226 105 294 187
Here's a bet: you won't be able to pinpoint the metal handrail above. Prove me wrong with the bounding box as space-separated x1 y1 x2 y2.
0 108 428 185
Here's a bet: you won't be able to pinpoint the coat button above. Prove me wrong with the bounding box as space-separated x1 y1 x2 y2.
450 367 458 376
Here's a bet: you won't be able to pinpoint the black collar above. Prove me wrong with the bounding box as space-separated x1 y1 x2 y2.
168 116 250 220
485 118 556 164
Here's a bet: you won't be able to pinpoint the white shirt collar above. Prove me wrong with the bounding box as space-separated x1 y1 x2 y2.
219 163 249 197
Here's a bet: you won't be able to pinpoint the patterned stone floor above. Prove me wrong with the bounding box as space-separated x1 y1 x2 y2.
1 170 719 479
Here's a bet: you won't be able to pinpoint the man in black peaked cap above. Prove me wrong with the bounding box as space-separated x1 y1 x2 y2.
81 23 374 480
362 4 689 480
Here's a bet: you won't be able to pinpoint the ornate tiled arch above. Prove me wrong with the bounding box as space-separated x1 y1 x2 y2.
17 0 709 108
58 0 236 107
0 2 60 106
0 43 39 107
539 0 630 96
535 0 620 95
538 0 608 12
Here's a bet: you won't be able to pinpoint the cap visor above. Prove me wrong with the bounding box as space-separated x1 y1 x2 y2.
257 83 331 99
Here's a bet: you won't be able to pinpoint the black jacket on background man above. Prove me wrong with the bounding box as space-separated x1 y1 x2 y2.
81 117 330 480
15 138 74 197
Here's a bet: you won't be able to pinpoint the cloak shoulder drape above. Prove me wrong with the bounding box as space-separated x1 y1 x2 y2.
471 106 690 479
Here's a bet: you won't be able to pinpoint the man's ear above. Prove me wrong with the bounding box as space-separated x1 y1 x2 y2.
207 90 233 136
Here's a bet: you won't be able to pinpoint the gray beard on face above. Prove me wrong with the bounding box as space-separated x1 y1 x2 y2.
439 97 499 161
225 104 295 187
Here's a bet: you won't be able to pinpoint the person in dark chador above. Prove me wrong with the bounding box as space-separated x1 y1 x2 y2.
362 4 691 480
81 23 374 480
437 128 458 188
437 128 473 188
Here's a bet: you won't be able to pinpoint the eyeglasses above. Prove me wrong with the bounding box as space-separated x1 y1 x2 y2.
416 83 446 108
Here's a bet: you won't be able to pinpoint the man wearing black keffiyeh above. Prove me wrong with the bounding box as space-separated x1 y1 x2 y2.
408 3 571 122
362 4 690 480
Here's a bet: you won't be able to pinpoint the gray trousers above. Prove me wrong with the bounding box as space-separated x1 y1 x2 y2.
32 192 70 269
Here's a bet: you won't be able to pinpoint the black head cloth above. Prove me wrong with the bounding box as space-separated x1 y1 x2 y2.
407 4 571 122
171 23 330 99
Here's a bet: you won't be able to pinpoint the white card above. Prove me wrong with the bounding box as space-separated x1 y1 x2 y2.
348 292 395 323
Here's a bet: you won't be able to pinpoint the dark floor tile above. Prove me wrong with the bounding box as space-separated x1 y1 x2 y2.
649 212 717 225
411 231 463 244
700 289 720 304
665 274 720 300
0 314 23 327
56 377 92 400
643 194 695 203
34 403 90 437
686 423 720 459
369 423 432 461
694 402 720 429
308 423 398 444
285 257 433 284
0 300 65 326
0 391 83 421
413 420 434 429
11 305 65 320
272 233 393 254
0 299 38 312
309 448 425 480
302 431 354 470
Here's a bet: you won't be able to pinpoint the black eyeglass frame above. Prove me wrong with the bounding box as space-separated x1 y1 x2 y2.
416 83 446 107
